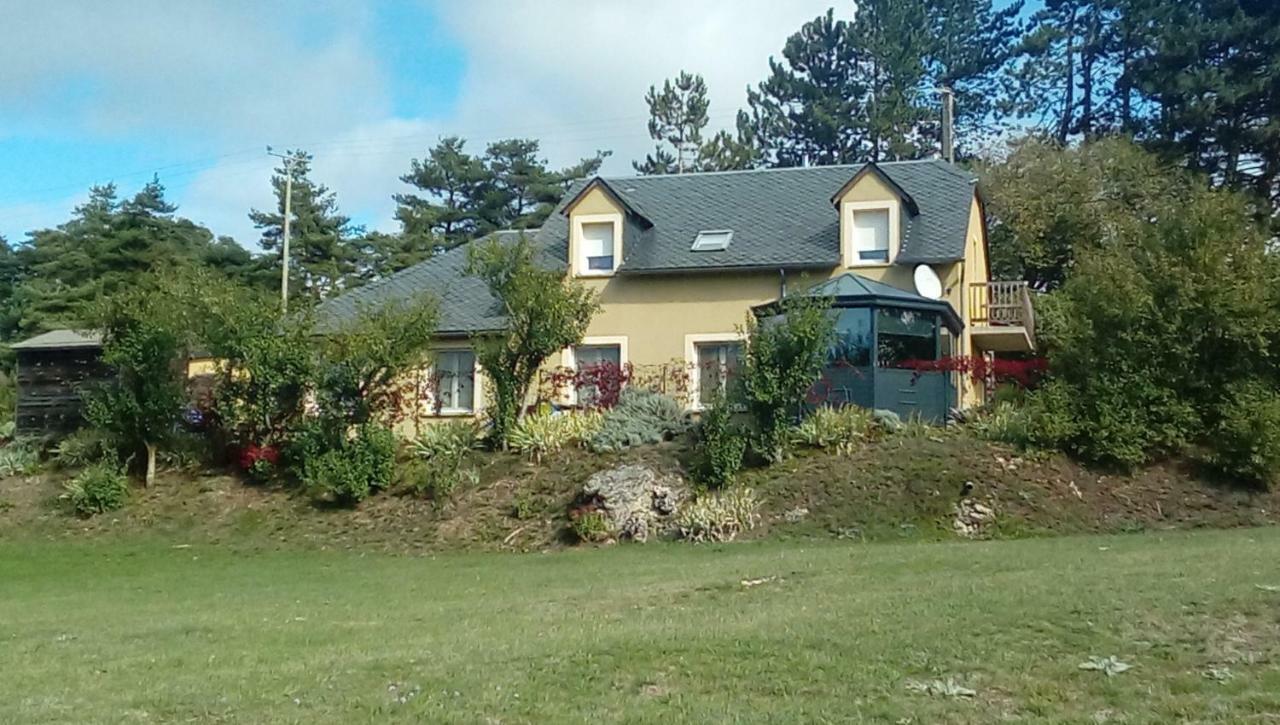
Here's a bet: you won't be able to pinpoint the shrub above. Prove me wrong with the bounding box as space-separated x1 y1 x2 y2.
54 428 118 469
969 402 1028 445
407 457 479 503
509 410 603 462
300 424 397 504
696 393 746 489
466 234 598 447
791 405 874 454
740 293 836 463
1209 381 1280 487
0 440 40 477
674 488 759 543
61 462 129 516
413 421 481 461
588 388 687 453
569 507 611 543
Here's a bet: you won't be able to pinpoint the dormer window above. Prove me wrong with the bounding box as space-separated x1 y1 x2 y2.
841 200 900 267
852 209 890 263
691 230 732 252
580 222 614 271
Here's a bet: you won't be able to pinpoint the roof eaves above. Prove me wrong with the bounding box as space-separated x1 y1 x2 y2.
829 162 920 215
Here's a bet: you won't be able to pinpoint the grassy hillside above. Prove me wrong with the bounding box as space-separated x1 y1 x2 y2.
3 529 1279 722
2 430 1276 553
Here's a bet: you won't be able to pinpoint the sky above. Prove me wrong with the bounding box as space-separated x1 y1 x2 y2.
0 0 844 248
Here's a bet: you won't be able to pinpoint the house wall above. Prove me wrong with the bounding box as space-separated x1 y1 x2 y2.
412 171 987 425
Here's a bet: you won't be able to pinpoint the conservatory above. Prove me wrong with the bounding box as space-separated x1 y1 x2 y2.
756 273 964 422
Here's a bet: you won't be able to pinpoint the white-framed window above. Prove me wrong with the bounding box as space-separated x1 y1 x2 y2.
563 336 628 407
695 341 743 407
434 349 476 413
842 200 900 267
684 333 746 410
579 221 615 274
571 343 622 408
852 208 890 263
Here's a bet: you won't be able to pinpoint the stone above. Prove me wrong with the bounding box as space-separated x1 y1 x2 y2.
581 464 687 542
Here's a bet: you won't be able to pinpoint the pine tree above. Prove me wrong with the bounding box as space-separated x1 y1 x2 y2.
249 150 361 304
634 72 711 174
393 137 488 249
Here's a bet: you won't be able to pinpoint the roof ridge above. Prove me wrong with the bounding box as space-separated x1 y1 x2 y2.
599 157 960 183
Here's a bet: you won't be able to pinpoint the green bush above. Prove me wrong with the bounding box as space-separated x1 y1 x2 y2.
674 488 759 543
969 402 1029 445
696 394 746 489
54 428 117 469
570 509 611 543
509 410 603 461
413 421 481 461
300 424 397 505
739 293 836 463
0 440 40 477
588 388 686 453
60 462 129 516
792 405 874 454
1209 381 1280 488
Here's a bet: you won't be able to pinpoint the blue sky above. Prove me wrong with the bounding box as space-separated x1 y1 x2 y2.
0 1 1018 248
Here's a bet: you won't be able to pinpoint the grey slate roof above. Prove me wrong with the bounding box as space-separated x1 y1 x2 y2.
11 329 102 351
314 231 528 336
317 161 978 333
540 159 978 271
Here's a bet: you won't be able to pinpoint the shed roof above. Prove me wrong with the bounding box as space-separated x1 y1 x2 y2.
11 329 102 351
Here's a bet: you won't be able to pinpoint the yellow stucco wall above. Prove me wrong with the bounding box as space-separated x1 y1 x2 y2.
415 170 990 423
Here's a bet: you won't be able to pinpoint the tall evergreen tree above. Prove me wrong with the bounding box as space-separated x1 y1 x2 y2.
394 137 488 250
634 72 712 174
249 150 361 305
741 1 1021 167
12 179 259 336
1130 0 1280 212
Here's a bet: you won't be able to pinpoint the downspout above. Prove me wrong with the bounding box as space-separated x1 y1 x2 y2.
778 268 787 298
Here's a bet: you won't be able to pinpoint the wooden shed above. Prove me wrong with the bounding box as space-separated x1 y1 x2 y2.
12 330 108 437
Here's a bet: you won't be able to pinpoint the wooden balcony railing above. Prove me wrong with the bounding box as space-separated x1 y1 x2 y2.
969 281 1035 341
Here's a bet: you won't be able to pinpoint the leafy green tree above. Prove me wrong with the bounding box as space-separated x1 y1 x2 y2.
465 234 597 447
85 280 190 486
740 293 836 463
979 136 1194 290
250 150 362 305
1019 140 1280 477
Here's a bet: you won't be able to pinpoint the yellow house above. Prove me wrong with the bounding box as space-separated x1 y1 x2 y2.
319 160 1033 429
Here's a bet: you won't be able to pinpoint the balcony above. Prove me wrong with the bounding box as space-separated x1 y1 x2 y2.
969 281 1036 353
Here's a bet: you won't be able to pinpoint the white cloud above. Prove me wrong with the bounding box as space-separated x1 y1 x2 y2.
4 0 839 243
434 0 837 173
0 1 387 144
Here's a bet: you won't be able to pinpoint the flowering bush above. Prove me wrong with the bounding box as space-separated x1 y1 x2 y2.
895 355 1048 389
237 443 281 482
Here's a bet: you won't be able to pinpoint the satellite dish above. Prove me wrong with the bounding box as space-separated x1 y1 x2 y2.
913 264 943 300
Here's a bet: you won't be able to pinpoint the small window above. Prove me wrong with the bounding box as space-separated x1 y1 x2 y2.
434 350 476 413
579 222 615 273
696 341 742 406
691 230 733 252
573 344 623 407
852 208 890 263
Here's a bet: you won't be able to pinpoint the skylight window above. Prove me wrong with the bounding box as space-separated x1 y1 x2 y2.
691 230 733 252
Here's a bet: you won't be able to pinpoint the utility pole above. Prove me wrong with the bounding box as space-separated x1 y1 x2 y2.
266 147 295 312
938 87 955 164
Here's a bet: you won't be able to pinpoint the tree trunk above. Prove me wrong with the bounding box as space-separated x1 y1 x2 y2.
144 442 157 487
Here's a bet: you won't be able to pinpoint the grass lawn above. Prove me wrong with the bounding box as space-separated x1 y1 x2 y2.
3 529 1279 723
